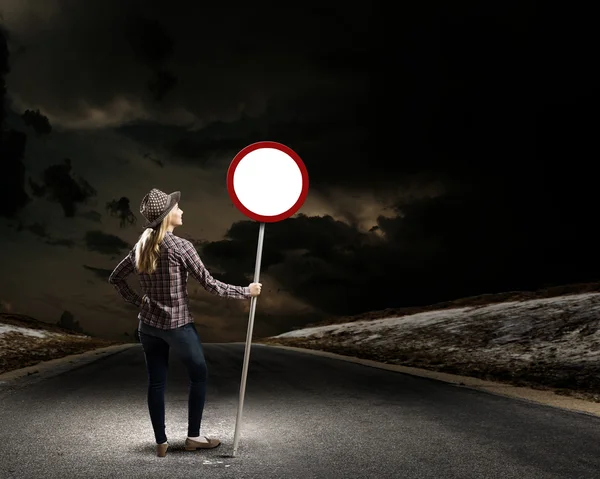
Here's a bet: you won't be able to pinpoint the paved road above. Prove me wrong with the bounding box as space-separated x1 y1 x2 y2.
0 343 599 479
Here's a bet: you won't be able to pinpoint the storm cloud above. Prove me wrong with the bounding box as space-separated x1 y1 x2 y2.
83 265 113 281
2 1 376 129
14 220 75 247
84 230 131 256
29 158 97 217
106 196 137 228
1 2 596 342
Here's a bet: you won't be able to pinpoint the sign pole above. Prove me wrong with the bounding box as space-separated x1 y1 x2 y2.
226 140 308 457
232 221 265 457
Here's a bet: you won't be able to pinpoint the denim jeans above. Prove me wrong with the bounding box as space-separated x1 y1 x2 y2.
138 321 208 444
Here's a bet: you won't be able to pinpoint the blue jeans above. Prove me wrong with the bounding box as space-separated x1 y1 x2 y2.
138 321 208 444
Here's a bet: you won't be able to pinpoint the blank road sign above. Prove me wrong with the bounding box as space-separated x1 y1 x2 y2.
227 140 309 457
227 141 309 222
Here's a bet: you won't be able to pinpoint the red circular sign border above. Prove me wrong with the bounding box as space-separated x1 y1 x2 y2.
227 141 309 223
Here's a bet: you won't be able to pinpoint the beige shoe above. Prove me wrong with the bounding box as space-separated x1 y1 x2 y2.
156 442 169 457
184 437 221 450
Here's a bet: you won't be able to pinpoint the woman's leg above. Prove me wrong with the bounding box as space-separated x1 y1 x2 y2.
168 323 208 438
139 330 170 444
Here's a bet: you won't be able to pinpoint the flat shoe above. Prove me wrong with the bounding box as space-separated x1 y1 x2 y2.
156 442 168 457
185 437 221 450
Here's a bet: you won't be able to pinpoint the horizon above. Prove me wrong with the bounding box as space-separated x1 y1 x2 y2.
3 279 599 341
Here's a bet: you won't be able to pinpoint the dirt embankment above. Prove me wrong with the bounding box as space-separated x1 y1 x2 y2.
0 313 127 375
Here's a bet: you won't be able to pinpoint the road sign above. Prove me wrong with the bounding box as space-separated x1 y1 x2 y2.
226 141 309 456
227 141 309 222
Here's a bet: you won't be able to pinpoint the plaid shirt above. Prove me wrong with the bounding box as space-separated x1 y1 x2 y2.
108 231 251 329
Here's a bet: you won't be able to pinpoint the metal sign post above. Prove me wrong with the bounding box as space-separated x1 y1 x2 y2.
226 141 309 457
232 221 265 456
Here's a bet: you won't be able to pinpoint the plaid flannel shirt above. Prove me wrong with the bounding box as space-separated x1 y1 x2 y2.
108 231 251 329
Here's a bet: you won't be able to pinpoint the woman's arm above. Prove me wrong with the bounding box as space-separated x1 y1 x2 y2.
179 240 251 299
108 250 144 307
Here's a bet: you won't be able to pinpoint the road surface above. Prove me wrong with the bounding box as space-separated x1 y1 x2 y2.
0 343 599 478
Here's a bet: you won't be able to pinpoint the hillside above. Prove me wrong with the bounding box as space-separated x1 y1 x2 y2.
302 281 600 327
260 289 600 403
0 313 127 375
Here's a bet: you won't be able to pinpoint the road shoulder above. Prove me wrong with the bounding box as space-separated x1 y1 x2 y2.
0 343 138 384
259 343 600 418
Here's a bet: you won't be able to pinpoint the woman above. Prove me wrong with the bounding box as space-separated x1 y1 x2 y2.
108 188 261 457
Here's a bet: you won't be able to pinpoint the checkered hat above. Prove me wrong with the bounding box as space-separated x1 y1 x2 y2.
140 188 181 229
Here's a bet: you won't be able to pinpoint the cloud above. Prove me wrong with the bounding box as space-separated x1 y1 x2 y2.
124 13 177 102
116 89 378 190
6 1 596 329
0 27 29 219
105 196 137 228
12 220 74 247
28 158 97 217
1 0 378 130
21 109 52 135
20 221 47 237
197 179 598 317
82 265 112 281
3 1 446 220
0 135 30 217
84 230 131 255
0 23 9 128
80 210 102 223
45 237 75 248
199 214 386 315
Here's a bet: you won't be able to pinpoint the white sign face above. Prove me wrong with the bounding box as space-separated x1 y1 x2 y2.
227 141 309 222
233 147 303 217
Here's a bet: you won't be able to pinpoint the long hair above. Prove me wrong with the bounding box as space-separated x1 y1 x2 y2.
135 211 172 274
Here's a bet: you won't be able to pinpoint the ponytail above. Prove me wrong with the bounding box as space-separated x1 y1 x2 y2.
135 213 171 274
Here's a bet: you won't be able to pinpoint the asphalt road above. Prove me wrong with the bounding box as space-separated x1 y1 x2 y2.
0 343 599 479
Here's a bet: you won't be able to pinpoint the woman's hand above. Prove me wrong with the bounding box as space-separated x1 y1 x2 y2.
249 282 262 297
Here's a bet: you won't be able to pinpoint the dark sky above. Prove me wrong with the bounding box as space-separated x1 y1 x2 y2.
0 2 594 342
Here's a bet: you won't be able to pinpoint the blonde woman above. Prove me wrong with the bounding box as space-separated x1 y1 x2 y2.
109 188 261 457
